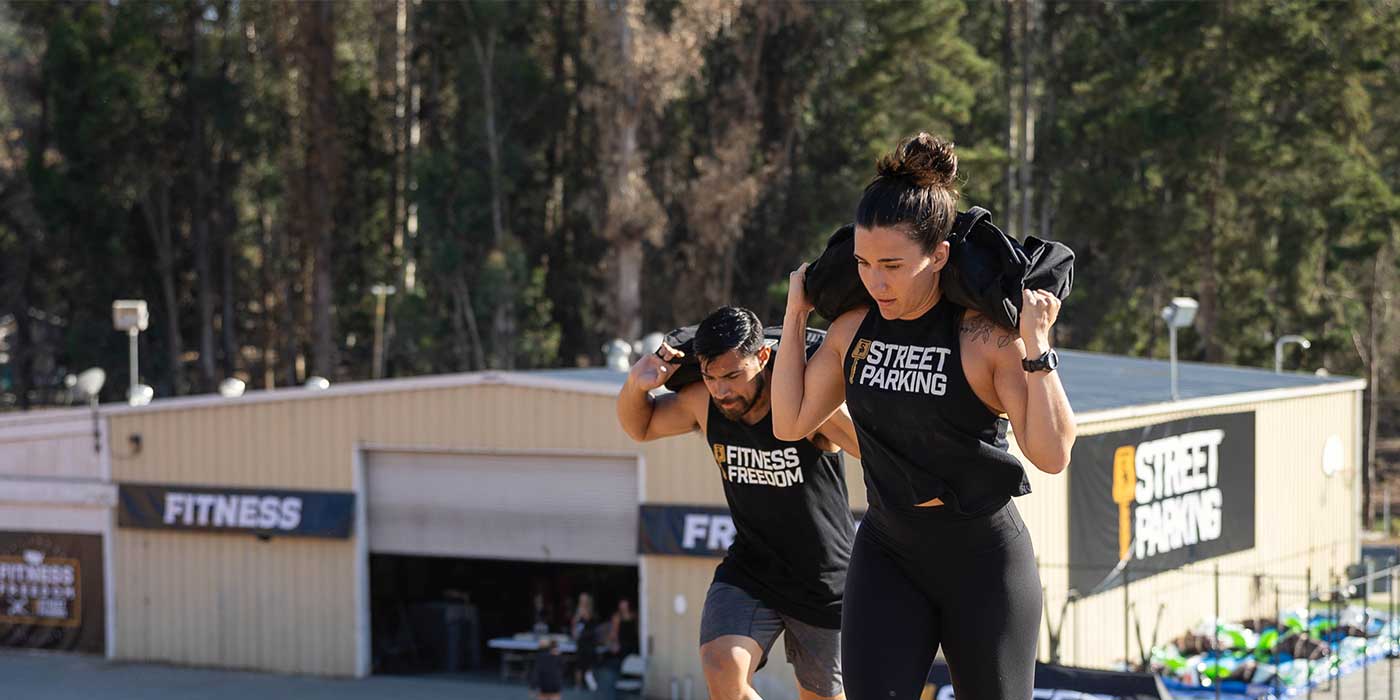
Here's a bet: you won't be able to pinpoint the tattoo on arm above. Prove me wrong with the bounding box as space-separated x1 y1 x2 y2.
959 315 1015 348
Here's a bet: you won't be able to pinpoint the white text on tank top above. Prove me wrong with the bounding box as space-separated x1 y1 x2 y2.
848 337 952 396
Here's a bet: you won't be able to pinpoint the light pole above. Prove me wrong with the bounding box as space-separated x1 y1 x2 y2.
1160 297 1198 401
112 300 152 406
75 368 105 454
370 284 396 380
1273 334 1311 374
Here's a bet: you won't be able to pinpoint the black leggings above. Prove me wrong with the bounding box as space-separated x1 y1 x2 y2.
842 500 1042 700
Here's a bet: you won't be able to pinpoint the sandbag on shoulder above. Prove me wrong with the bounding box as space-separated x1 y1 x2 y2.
660 325 826 392
802 207 1074 329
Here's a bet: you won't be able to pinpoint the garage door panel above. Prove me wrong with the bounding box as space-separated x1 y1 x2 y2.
367 452 637 565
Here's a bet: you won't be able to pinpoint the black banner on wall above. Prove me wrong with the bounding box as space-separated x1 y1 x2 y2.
0 531 105 654
1068 411 1256 597
639 504 866 558
638 505 735 557
118 483 355 539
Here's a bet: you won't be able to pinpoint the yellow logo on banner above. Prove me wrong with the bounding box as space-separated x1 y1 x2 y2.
1111 445 1136 561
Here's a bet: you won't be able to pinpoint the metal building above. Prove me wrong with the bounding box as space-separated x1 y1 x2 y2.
0 350 1363 700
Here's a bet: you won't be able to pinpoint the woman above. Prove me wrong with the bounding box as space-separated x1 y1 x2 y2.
606 598 640 658
571 592 599 691
772 132 1075 700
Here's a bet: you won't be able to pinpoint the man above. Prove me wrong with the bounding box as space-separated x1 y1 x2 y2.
617 306 859 700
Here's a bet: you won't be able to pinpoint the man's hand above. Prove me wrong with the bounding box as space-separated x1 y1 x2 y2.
627 342 685 391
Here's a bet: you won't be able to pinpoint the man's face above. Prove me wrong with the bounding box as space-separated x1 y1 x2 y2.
700 347 770 421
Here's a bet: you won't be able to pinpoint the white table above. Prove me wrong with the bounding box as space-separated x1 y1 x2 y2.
487 635 578 681
488 635 579 653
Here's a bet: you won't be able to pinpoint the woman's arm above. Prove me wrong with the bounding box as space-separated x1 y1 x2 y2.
993 290 1076 473
772 263 861 442
815 403 861 459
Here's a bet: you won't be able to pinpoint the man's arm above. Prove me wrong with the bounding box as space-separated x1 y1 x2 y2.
616 343 705 442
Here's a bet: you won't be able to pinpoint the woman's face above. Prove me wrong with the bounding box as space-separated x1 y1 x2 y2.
854 225 948 319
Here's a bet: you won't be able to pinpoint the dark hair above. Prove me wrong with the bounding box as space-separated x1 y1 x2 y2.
693 307 764 361
854 132 960 252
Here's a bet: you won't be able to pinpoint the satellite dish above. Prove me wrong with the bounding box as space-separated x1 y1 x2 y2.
75 368 106 398
218 377 247 398
127 383 154 407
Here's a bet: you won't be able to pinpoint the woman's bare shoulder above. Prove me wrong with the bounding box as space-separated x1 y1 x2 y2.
823 307 869 352
957 309 1019 353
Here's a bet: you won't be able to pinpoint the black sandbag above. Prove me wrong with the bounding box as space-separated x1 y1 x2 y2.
802 207 1074 329
660 325 826 392
802 223 866 324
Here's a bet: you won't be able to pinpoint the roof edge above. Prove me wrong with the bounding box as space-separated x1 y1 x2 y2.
1076 378 1367 425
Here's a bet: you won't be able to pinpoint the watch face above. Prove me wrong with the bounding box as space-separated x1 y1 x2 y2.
1046 350 1060 370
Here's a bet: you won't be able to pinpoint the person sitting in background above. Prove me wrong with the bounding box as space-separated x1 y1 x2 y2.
531 590 552 634
530 638 565 700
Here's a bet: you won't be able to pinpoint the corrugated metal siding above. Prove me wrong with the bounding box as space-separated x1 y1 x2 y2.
113 530 356 675
643 554 812 700
642 556 711 698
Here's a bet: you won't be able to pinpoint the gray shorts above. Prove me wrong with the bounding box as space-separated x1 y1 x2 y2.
698 581 843 697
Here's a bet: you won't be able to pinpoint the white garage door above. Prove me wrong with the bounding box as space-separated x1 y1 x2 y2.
367 451 639 565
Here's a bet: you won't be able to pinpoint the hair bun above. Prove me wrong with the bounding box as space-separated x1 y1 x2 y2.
876 132 957 188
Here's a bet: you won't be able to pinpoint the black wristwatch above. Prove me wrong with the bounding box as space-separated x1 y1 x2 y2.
1022 349 1060 373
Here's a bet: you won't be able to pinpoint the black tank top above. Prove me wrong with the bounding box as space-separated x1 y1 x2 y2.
843 299 1031 518
705 401 853 628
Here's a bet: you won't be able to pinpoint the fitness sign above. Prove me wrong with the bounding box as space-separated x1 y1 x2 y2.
118 483 355 539
1068 412 1255 596
0 531 104 653
638 504 865 557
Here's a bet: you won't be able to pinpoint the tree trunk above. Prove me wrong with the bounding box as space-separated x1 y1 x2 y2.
141 184 185 395
1038 0 1057 241
468 18 518 369
219 165 239 378
1018 0 1036 242
374 0 407 376
599 0 643 343
256 194 277 389
1362 247 1388 528
0 191 39 409
302 0 339 378
190 2 218 391
450 274 487 371
1197 1 1228 363
399 0 417 297
1003 0 1017 226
